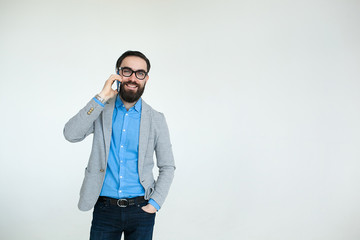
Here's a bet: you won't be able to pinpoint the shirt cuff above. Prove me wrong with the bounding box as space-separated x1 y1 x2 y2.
93 97 105 107
148 198 160 211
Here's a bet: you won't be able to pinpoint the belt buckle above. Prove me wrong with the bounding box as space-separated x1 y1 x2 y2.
117 199 128 207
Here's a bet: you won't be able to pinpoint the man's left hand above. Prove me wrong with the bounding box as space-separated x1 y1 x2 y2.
141 204 157 214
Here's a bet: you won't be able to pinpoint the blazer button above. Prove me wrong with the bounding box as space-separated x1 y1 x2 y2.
100 169 105 172
87 111 91 115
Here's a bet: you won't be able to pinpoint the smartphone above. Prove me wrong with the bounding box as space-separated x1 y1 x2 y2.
117 80 121 92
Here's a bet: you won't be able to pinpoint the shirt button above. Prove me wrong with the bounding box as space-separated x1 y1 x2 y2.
120 176 123 178
125 113 128 116
119 190 122 193
123 129 126 132
120 161 123 163
121 145 123 148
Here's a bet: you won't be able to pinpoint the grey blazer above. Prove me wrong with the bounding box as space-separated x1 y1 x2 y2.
63 97 175 211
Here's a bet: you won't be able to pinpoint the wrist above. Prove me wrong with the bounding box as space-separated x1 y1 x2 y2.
95 94 108 104
148 199 160 211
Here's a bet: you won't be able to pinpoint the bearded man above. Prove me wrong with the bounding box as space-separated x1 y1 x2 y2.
64 50 175 240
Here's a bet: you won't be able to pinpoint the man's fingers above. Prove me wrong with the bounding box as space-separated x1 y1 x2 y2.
141 204 156 214
141 206 152 213
107 74 121 85
105 76 118 88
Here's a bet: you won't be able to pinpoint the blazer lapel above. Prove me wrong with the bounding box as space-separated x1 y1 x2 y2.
102 96 116 166
138 99 151 176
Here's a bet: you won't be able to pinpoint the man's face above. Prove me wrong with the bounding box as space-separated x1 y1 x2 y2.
118 56 149 103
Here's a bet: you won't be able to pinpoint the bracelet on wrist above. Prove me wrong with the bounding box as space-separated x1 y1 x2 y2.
95 94 107 104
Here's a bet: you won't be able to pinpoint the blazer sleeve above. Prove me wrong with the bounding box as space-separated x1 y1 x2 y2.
151 113 176 207
63 98 104 143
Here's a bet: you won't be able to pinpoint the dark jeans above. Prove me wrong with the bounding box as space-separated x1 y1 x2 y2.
90 198 156 240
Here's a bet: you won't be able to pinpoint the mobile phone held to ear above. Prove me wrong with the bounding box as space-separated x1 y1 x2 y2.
117 80 121 92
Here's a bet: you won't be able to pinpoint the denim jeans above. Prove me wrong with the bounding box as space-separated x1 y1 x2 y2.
90 198 156 240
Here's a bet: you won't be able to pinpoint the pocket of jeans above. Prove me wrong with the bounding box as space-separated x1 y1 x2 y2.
138 202 156 215
140 208 156 215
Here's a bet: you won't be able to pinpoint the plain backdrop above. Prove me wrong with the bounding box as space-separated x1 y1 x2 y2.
1 0 360 239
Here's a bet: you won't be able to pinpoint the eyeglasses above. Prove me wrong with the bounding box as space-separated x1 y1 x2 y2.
117 67 148 80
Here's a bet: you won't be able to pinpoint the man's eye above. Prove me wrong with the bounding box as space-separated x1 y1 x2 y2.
123 69 132 74
137 72 145 77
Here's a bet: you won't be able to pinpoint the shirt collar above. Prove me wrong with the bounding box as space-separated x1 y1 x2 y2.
115 95 142 113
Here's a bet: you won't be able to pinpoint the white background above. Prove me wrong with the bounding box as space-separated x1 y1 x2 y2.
1 0 360 239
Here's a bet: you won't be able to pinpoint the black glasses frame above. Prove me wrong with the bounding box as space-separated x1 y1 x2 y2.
117 67 148 80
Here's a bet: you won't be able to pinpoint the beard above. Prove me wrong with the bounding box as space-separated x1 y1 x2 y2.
119 81 146 103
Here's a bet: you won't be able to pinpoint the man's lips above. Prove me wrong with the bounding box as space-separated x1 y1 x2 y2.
124 82 139 90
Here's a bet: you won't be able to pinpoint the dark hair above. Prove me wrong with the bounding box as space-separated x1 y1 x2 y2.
115 50 151 72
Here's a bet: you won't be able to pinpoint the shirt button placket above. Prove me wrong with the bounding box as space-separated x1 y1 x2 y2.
119 111 128 197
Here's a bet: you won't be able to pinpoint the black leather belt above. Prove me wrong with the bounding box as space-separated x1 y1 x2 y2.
98 196 147 207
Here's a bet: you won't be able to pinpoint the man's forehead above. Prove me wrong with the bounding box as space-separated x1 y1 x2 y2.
121 56 147 70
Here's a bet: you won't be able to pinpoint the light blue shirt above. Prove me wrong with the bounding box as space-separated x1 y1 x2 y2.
94 96 159 210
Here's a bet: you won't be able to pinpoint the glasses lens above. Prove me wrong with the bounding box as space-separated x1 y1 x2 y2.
121 68 132 77
135 71 146 80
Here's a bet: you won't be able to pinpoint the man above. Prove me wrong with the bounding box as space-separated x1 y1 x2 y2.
63 50 175 240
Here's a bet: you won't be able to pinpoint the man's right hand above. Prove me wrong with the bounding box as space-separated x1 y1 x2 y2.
98 74 121 102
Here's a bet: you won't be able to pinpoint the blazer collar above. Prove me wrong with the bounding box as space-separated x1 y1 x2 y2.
138 99 151 176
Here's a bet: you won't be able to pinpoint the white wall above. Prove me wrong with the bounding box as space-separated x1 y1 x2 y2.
1 0 360 239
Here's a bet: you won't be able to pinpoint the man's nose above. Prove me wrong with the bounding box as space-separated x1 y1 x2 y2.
129 72 138 81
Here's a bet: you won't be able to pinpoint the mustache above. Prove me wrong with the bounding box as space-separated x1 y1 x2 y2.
122 81 140 88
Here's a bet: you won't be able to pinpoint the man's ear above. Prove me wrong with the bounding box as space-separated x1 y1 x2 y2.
145 75 149 84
